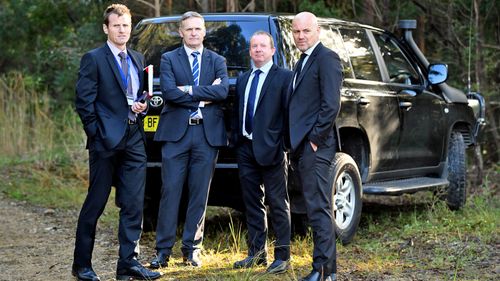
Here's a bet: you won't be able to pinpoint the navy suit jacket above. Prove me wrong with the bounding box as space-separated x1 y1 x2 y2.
288 43 343 152
75 44 146 151
154 46 229 147
233 64 293 166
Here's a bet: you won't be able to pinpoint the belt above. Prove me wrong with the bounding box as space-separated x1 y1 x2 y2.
128 119 137 125
188 118 203 125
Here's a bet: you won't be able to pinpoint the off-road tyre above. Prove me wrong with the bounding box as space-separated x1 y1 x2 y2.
329 152 363 245
446 131 467 210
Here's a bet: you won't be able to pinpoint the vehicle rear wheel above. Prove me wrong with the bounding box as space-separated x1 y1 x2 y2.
330 152 362 245
446 131 467 210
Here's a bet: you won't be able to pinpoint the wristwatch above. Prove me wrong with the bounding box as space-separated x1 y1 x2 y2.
183 85 190 93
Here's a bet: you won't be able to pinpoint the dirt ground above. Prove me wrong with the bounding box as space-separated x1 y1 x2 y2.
0 195 120 281
1 192 498 281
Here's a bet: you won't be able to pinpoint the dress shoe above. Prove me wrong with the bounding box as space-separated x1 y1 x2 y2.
149 253 169 269
183 250 202 267
266 259 290 274
233 255 267 268
300 270 336 281
71 265 100 281
116 263 161 280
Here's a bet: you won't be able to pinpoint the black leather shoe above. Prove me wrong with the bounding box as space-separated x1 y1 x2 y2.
116 264 161 280
233 255 267 269
300 270 336 281
149 253 169 269
266 259 290 274
183 250 202 267
71 265 100 281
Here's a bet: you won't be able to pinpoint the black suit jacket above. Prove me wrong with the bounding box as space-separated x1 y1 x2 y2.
154 46 229 147
288 43 343 152
233 64 293 166
75 44 146 151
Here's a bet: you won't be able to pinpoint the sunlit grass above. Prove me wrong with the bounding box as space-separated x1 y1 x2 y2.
0 72 498 280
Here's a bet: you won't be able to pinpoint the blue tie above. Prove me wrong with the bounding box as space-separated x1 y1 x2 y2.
190 51 200 119
192 51 200 86
245 69 262 135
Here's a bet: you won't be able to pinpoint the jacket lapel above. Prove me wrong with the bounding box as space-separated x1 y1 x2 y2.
128 50 143 94
177 47 193 84
256 64 277 109
293 43 323 92
104 45 127 93
199 49 212 85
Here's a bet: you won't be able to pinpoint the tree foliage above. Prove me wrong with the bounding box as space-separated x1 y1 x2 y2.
0 0 497 103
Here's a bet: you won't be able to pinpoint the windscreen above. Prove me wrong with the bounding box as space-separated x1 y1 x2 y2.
130 19 271 77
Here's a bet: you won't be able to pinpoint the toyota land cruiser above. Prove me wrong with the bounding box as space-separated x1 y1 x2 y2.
129 14 485 244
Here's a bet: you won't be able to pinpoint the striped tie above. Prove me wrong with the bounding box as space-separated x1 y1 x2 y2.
190 51 201 119
192 51 200 86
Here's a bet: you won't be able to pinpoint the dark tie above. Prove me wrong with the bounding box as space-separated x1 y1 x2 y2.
245 69 262 135
118 51 136 121
294 53 307 87
118 52 133 97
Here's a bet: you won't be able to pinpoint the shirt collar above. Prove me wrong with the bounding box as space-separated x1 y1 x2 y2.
184 44 204 57
304 41 320 56
107 41 127 58
253 60 273 75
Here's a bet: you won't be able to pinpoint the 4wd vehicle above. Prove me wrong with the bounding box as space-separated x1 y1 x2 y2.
130 13 485 244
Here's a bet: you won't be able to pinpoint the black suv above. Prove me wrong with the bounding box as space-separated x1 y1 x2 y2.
130 13 485 244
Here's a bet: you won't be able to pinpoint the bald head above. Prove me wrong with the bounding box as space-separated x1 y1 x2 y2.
292 12 320 52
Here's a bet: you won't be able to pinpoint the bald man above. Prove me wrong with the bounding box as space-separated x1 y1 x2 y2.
286 12 343 281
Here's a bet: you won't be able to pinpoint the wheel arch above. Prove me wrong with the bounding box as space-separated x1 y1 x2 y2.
338 126 370 183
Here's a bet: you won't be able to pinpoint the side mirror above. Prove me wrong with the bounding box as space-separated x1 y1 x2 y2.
427 63 448 85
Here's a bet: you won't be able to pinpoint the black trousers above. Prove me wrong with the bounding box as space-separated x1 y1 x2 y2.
73 123 146 269
291 140 336 275
237 139 291 261
155 124 218 256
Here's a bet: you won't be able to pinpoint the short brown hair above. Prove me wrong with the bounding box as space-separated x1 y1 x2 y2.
179 11 204 29
103 4 131 26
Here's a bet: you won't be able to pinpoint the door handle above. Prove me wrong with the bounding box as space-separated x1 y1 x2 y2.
399 101 412 111
357 97 370 105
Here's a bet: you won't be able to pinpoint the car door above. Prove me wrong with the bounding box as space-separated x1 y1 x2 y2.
372 31 446 172
338 28 402 177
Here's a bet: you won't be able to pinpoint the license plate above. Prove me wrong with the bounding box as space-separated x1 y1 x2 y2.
144 115 159 132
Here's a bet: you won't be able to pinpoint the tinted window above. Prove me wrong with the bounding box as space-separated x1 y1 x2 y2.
131 20 269 77
320 25 353 79
339 28 381 81
373 32 421 85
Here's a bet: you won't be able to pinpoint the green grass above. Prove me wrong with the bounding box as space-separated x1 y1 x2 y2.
1 72 498 280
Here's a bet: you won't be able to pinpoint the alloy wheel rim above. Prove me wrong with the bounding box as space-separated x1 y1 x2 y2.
334 171 355 229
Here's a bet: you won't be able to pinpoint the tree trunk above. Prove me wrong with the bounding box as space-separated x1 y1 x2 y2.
165 0 172 15
361 0 375 25
199 0 209 12
227 0 239 12
471 0 488 188
417 15 426 55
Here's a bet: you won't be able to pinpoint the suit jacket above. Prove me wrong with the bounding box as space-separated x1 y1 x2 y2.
75 44 146 151
232 64 293 166
288 42 343 152
154 46 229 147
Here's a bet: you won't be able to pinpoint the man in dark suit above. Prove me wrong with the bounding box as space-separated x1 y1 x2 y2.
73 4 160 281
231 31 293 274
287 12 343 281
150 11 229 268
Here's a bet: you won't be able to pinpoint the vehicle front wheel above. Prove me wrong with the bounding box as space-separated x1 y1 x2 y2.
446 131 467 210
329 152 362 245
